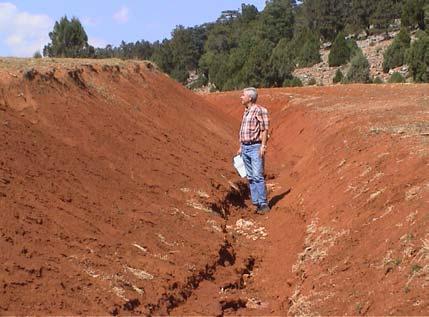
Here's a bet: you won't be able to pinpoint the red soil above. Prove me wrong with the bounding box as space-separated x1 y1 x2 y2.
1 59 428 315
202 85 429 316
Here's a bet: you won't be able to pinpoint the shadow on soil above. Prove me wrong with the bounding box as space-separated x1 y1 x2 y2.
269 188 291 208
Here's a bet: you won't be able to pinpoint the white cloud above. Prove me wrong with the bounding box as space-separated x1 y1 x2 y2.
0 2 52 57
113 6 129 24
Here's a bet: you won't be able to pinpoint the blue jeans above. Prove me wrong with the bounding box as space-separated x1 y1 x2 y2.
241 143 268 207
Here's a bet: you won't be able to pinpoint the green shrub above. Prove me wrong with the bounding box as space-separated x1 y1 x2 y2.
388 72 406 83
373 76 384 84
329 32 351 67
283 77 303 87
33 51 42 58
347 38 361 58
333 69 344 83
382 28 411 73
296 32 321 67
308 77 317 85
344 52 371 83
406 32 429 82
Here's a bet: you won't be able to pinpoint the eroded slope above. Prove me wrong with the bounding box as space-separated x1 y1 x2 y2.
203 84 429 315
0 59 241 315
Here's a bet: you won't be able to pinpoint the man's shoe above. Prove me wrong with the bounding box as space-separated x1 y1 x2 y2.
256 204 270 214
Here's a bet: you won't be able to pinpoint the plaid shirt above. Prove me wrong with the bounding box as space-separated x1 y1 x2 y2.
239 104 269 143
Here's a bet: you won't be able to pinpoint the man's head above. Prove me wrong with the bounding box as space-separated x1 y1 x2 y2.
240 87 258 106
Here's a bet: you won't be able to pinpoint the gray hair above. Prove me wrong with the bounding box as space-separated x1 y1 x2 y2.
243 87 258 102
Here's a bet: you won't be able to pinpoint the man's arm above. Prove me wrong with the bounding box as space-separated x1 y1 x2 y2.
260 129 268 157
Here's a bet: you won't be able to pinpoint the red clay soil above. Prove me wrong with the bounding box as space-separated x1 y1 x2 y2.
0 59 245 315
202 85 429 316
0 58 428 316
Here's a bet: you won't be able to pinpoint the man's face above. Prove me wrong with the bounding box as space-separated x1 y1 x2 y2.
240 91 251 106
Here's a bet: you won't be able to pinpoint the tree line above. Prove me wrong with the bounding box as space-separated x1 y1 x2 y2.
41 0 429 88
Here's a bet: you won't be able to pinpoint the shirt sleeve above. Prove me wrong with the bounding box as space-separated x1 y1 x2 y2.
256 107 269 131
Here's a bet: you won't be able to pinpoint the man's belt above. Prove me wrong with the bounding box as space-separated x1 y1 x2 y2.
241 140 261 145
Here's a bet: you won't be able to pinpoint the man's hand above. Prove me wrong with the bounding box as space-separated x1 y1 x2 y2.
260 145 267 157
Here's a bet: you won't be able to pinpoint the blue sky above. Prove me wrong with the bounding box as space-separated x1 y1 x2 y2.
0 1 267 57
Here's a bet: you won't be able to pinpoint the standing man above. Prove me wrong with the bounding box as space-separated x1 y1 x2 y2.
238 87 270 214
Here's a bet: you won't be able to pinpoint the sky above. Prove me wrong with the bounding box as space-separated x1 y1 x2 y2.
0 1 267 57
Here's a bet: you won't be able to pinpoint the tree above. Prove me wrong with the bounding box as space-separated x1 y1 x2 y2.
260 0 296 43
406 31 429 82
347 0 376 35
295 30 321 67
333 68 344 83
344 52 370 83
382 28 411 73
33 51 42 59
269 38 295 86
371 0 402 35
151 40 174 74
401 0 427 30
43 16 93 57
329 31 351 66
302 0 349 41
240 4 259 23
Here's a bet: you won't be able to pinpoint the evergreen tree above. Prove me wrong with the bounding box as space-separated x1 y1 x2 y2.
344 52 371 83
260 0 295 43
151 39 174 74
329 31 351 66
371 0 403 35
401 0 427 30
302 0 349 41
269 38 295 86
295 30 321 67
240 4 259 23
43 16 93 57
333 68 344 83
406 31 429 82
347 0 376 35
383 28 411 72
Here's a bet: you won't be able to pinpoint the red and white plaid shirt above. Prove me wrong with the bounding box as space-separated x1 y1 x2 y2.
239 104 269 143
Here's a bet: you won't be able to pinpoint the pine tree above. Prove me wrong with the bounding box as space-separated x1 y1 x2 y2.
328 32 351 66
371 0 402 36
43 16 93 57
406 31 429 82
260 0 295 43
383 28 411 72
344 52 370 83
347 0 376 35
401 0 427 30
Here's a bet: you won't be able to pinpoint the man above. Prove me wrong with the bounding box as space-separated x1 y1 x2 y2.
238 87 270 214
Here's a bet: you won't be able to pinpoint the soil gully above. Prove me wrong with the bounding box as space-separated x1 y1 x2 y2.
147 185 259 316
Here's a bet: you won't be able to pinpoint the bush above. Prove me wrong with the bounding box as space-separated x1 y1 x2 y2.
329 32 351 67
388 72 406 83
373 76 384 84
283 77 303 87
344 52 371 83
382 28 411 73
33 51 42 58
295 31 321 67
347 38 361 58
333 69 344 83
406 32 429 82
308 77 317 85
